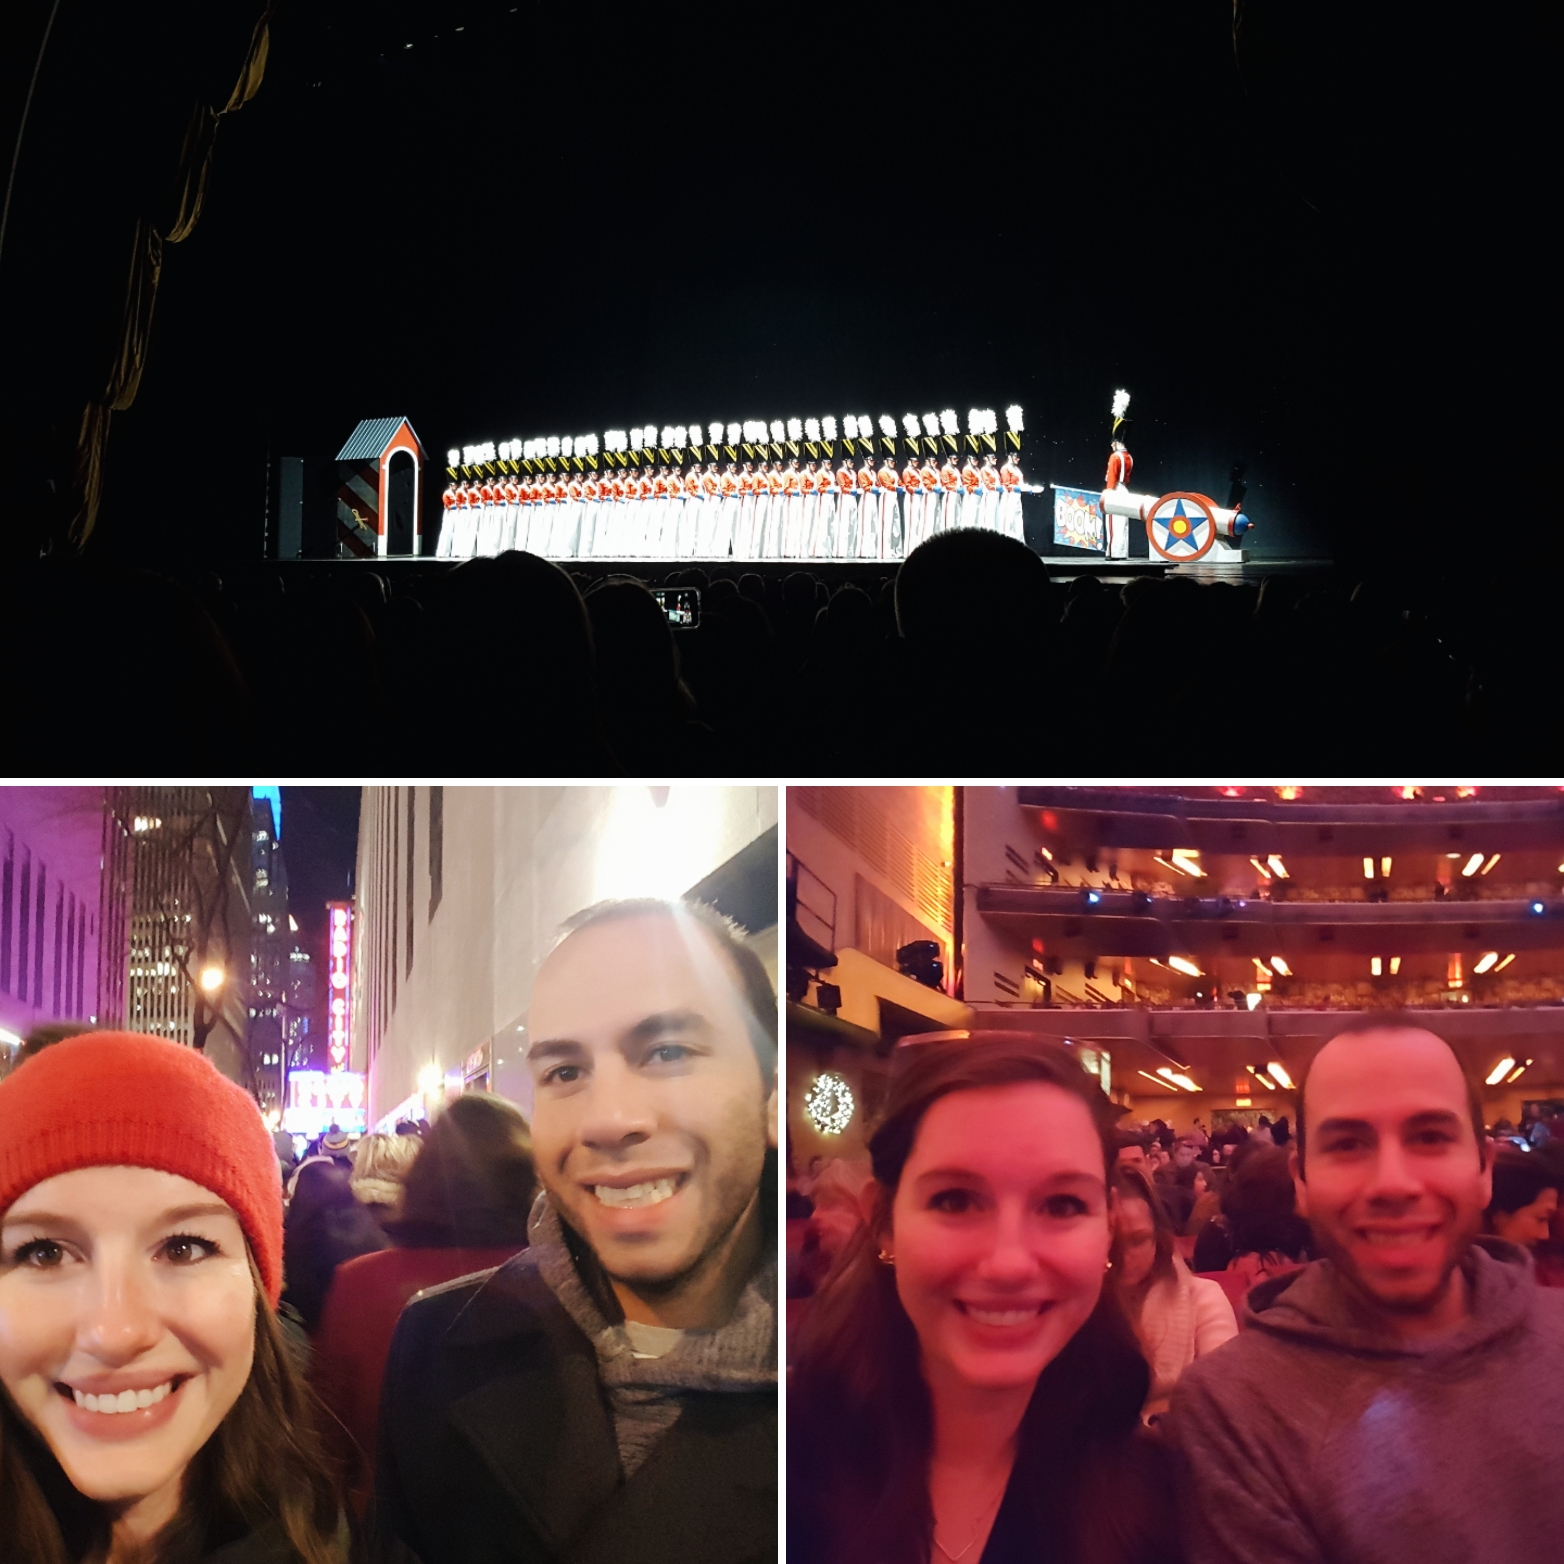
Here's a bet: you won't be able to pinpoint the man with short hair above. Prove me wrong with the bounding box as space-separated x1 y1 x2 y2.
1169 1020 1564 1563
1114 1129 1150 1176
372 899 777 1564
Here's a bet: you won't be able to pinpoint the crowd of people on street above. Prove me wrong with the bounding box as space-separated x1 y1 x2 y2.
0 897 777 1564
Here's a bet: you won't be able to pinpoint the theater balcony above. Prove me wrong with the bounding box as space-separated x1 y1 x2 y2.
959 786 1564 1129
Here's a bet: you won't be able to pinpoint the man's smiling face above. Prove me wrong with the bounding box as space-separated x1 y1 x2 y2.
527 912 776 1308
1296 1027 1491 1325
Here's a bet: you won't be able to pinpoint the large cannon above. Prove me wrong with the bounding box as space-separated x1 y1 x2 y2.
1099 487 1253 561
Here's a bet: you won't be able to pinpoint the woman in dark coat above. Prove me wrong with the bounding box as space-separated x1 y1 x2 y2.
282 1159 390 1338
310 1094 535 1516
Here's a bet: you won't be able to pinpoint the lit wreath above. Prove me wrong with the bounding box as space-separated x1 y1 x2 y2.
804 1071 855 1137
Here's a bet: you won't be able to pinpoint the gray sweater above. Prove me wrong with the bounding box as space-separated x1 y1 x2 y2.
1166 1238 1564 1564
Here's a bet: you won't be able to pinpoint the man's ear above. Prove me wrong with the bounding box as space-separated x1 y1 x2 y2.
1290 1147 1309 1218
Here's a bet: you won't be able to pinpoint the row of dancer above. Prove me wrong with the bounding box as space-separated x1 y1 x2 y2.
437 451 1027 562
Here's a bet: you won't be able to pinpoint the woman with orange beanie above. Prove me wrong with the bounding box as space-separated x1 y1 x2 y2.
0 1031 349 1563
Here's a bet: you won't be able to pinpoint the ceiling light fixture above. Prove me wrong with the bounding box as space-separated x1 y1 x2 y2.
1485 1057 1516 1087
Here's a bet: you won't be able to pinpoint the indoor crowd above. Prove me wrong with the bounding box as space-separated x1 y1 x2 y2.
5 530 1535 772
787 1023 1564 1564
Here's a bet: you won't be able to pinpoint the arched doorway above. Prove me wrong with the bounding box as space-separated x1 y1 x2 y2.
386 450 416 555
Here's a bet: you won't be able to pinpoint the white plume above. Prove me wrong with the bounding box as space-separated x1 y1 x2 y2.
787 417 803 441
605 430 626 452
878 414 896 438
561 437 574 457
1006 404 1024 432
544 436 559 457
726 422 740 443
843 415 859 439
447 448 461 464
967 408 983 434
1112 388 1131 419
770 420 785 442
805 417 821 442
921 413 939 437
707 421 722 444
584 433 599 455
630 428 644 450
823 415 838 441
902 413 920 438
940 409 958 436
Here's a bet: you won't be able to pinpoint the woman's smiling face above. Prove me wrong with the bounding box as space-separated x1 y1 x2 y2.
887 1082 1112 1396
0 1166 257 1520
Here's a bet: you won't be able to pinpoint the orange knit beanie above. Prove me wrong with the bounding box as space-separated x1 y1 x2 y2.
0 1031 283 1304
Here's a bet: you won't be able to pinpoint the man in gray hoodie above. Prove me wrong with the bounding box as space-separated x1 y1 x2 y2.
1168 1018 1564 1564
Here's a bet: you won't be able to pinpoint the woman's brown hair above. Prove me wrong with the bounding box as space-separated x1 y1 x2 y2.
1109 1167 1178 1291
788 1033 1167 1564
0 1254 345 1564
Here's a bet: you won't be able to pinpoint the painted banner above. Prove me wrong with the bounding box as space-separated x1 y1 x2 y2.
1052 485 1104 551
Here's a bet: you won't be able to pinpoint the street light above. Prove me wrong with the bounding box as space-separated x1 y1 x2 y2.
199 966 225 993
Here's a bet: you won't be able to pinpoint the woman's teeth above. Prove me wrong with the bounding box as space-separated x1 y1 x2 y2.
73 1381 175 1414
593 1178 678 1209
963 1305 1040 1327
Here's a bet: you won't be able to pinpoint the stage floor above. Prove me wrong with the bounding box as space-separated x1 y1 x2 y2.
272 552 1333 587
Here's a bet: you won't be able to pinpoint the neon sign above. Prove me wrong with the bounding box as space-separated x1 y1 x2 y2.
283 1069 366 1136
327 901 352 1072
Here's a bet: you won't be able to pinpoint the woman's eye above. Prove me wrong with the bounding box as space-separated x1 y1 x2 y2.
162 1235 220 1265
1042 1195 1089 1219
10 1239 66 1269
929 1189 976 1214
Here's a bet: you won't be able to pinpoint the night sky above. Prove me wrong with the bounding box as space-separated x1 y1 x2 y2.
279 785 360 1063
2 3 1520 577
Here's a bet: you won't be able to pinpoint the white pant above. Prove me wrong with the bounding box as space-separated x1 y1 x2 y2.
1106 512 1129 558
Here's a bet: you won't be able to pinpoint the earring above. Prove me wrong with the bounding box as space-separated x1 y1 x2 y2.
1104 1257 1113 1271
877 1248 895 1266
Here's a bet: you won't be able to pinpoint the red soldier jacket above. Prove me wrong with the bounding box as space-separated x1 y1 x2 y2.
837 464 856 495
901 463 920 492
1000 461 1022 491
721 469 739 497
940 462 961 492
878 462 899 491
1105 450 1133 489
783 468 803 495
980 463 999 491
920 463 940 493
857 465 877 493
702 469 721 497
767 468 786 495
961 463 981 493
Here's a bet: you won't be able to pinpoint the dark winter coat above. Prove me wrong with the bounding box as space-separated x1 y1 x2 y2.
367 1253 775 1564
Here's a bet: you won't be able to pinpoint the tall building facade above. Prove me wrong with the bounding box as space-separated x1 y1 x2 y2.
247 791 290 1116
106 787 255 1086
0 788 109 1079
351 786 779 1127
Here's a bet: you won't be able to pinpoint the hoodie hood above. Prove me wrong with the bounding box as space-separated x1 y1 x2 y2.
1241 1236 1535 1360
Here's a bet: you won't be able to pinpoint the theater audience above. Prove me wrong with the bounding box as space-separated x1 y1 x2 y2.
790 1033 1176 1564
1108 1170 1237 1421
1190 1145 1313 1280
1483 1147 1562 1249
1168 1018 1564 1562
0 528 1532 770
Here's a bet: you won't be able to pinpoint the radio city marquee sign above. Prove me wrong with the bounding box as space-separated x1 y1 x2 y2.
327 901 353 1072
